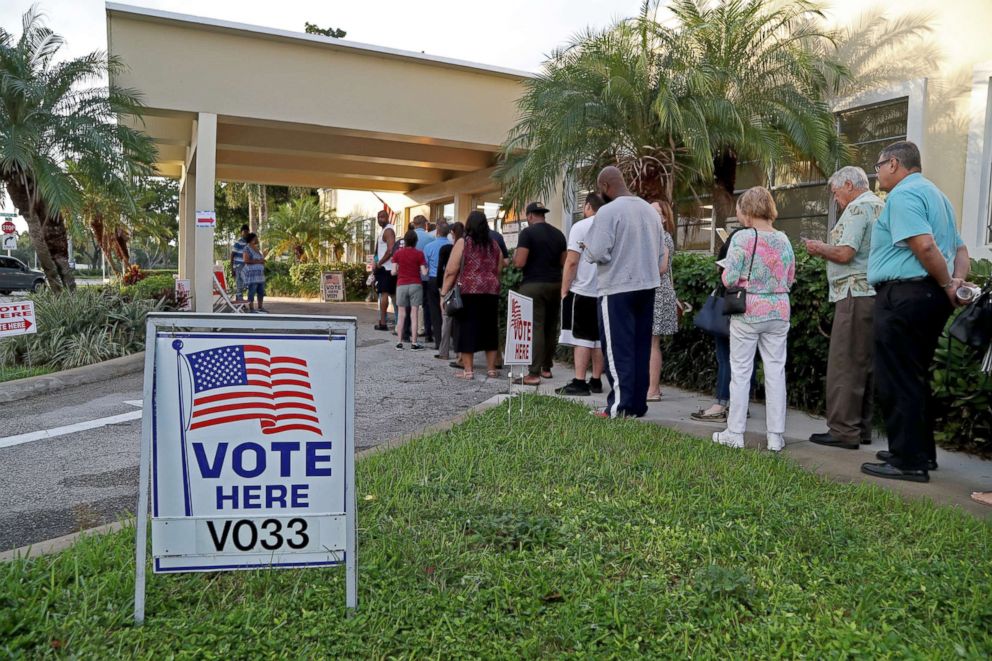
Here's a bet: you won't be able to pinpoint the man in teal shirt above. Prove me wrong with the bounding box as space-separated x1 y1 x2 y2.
803 166 883 451
861 141 970 483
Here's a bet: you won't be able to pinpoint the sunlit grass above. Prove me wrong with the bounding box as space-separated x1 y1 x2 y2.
2 396 990 657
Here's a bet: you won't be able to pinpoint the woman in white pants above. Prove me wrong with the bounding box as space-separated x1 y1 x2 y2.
713 187 796 452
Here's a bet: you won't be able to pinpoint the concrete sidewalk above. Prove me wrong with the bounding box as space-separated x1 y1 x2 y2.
510 369 992 519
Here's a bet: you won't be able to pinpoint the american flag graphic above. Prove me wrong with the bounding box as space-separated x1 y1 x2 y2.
185 344 322 435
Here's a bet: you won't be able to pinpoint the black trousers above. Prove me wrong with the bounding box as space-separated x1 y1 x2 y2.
421 281 434 340
873 279 953 470
426 277 443 349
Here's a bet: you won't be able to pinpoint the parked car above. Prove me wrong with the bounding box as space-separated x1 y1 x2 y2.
0 256 45 294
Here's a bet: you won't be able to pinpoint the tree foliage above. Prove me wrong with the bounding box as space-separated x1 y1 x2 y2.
496 0 847 212
0 6 156 290
304 22 346 39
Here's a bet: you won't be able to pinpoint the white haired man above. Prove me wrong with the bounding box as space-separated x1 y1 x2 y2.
803 166 883 451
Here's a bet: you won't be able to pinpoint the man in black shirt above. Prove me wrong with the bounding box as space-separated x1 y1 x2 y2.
513 202 567 384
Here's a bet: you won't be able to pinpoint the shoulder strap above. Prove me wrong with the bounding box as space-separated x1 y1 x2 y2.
743 228 759 281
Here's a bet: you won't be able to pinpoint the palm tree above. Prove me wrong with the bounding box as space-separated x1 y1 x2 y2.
0 7 155 291
656 0 847 223
264 196 328 262
496 14 709 207
496 0 847 220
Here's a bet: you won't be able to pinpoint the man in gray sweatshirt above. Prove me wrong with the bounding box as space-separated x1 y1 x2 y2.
583 166 661 417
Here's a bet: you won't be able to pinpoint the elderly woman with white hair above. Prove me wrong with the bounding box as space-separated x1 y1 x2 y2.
802 166 884 452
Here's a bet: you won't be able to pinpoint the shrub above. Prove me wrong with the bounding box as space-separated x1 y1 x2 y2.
670 252 992 456
119 273 183 309
121 264 146 285
288 262 370 300
0 288 163 370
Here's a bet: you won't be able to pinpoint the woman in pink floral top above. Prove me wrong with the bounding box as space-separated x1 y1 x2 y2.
714 186 796 453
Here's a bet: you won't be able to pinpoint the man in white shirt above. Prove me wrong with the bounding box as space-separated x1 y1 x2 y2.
372 210 396 331
556 193 606 396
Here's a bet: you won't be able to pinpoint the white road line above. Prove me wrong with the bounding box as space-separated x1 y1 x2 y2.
0 410 143 450
123 400 143 408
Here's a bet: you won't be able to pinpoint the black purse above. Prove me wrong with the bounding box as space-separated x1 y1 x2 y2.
722 228 758 316
949 282 992 350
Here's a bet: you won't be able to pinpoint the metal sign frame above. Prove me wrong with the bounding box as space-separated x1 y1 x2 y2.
134 312 358 624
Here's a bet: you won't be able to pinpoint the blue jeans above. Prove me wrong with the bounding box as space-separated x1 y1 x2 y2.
715 334 757 404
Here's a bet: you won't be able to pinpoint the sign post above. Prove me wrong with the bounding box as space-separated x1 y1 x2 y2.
503 291 534 415
134 313 358 623
2 218 15 257
321 272 346 302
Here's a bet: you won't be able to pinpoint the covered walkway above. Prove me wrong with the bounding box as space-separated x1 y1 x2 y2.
107 3 567 310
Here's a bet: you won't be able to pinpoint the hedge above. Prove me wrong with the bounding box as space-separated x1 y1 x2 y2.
669 252 992 457
289 262 369 301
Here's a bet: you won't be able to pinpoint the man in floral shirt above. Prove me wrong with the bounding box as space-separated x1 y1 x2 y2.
803 166 883 450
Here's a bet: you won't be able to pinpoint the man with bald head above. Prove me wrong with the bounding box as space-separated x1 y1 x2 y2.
583 166 662 418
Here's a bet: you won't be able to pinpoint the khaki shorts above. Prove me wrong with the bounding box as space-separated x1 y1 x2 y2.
396 283 424 307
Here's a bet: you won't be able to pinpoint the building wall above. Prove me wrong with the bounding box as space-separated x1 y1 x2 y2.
825 0 992 256
108 13 524 149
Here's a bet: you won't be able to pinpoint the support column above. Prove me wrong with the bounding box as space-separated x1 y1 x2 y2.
452 193 473 224
178 165 195 281
192 113 217 312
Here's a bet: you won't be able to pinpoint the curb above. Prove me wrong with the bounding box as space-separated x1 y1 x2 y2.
0 521 125 562
0 352 146 404
0 393 508 563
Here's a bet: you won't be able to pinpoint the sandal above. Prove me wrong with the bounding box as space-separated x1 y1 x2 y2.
971 491 992 507
540 369 553 379
512 376 541 386
454 371 475 380
486 369 500 378
646 393 662 402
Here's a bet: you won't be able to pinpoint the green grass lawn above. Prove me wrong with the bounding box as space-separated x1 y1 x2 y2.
2 396 991 658
0 364 54 383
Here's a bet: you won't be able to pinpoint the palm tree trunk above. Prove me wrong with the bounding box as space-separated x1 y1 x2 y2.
42 209 77 290
5 178 64 292
712 149 738 230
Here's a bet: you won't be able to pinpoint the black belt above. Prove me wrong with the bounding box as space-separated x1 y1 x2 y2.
876 276 934 287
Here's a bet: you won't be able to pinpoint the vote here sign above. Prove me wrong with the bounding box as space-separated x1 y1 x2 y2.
147 325 353 573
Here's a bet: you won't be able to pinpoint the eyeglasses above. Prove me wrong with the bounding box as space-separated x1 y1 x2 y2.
873 157 897 173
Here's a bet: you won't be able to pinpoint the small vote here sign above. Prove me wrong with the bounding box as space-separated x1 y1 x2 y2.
148 328 352 573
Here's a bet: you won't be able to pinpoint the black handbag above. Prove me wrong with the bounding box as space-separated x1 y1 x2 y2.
949 282 992 350
723 228 758 316
693 290 731 337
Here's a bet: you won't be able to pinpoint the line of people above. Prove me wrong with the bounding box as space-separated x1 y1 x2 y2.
371 140 977 490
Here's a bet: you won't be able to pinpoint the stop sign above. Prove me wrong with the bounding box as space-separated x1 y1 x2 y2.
1 220 14 234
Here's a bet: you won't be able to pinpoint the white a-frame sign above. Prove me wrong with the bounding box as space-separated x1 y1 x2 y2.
134 312 358 623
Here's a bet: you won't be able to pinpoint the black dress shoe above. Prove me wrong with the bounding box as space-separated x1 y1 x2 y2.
875 451 937 471
860 438 872 445
809 433 859 450
450 361 463 369
860 462 929 483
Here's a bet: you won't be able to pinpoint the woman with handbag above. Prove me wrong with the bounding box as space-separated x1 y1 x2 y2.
691 227 758 422
440 211 502 380
647 200 679 401
713 186 796 452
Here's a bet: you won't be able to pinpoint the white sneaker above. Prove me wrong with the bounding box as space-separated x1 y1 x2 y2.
712 430 744 449
766 433 786 452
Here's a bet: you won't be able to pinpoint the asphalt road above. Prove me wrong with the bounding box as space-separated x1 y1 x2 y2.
0 301 506 551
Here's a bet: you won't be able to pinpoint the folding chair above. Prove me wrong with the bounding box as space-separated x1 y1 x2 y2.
213 271 248 313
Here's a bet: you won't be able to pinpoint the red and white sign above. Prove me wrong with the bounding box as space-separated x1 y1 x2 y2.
503 291 533 366
0 301 37 338
195 210 216 229
175 279 192 311
1 220 15 235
